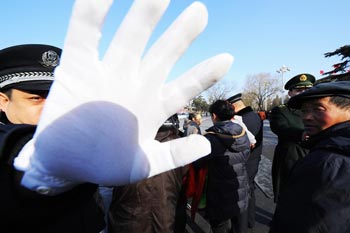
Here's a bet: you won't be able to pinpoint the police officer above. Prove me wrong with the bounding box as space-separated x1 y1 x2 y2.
0 44 105 232
227 93 263 230
269 73 316 202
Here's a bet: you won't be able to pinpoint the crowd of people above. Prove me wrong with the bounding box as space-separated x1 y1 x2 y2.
1 1 350 233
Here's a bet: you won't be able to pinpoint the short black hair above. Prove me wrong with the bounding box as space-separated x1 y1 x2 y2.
1 88 12 99
209 100 234 121
329 96 350 110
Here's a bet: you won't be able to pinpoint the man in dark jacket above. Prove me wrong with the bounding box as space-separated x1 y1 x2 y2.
195 100 250 233
227 93 263 229
108 115 188 233
270 81 350 233
269 73 315 202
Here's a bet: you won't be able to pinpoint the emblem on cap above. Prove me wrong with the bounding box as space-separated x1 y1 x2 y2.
40 50 60 68
299 74 307 81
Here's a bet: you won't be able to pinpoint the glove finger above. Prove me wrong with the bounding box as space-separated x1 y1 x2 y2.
162 53 234 115
140 135 211 179
61 0 112 70
103 0 170 81
139 2 208 86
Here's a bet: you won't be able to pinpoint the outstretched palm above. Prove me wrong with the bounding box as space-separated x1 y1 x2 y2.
22 0 234 191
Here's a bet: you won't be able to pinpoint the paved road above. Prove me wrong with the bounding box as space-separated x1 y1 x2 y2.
182 118 277 233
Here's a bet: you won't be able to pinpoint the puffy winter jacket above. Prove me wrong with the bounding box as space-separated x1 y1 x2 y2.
195 120 250 222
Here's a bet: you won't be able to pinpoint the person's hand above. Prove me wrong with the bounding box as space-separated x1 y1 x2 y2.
21 0 233 190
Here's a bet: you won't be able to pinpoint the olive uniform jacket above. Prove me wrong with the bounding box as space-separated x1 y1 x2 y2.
269 104 308 202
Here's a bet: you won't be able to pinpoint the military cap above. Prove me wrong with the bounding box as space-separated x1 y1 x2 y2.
284 73 316 90
0 44 61 91
227 93 242 103
289 81 350 109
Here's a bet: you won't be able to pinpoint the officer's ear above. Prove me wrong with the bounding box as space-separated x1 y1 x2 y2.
0 91 10 112
211 113 218 122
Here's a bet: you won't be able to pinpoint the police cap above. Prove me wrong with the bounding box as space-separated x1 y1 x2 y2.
289 81 350 109
227 93 242 104
0 44 61 91
284 73 316 90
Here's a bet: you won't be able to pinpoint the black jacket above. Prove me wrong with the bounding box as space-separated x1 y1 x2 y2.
271 121 350 233
0 124 105 233
236 106 263 160
196 121 250 222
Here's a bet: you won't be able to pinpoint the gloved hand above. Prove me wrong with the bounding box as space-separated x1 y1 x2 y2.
20 0 234 192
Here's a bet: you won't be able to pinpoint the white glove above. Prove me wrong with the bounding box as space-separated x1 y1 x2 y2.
21 0 234 191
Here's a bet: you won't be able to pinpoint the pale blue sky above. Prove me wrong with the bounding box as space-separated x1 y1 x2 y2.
1 0 349 93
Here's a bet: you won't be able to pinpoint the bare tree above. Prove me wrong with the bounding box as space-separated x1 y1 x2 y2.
242 73 280 111
204 79 236 104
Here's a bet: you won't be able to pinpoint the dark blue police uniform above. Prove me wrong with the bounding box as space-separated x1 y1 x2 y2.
0 44 105 233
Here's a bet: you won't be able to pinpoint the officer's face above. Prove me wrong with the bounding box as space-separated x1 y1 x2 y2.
0 89 48 124
300 97 350 136
288 87 310 97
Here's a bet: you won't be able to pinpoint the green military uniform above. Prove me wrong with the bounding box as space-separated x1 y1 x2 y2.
269 73 315 203
269 104 308 202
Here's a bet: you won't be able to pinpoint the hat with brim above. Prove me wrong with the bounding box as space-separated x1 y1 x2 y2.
227 93 242 103
0 44 61 91
7 80 53 91
284 73 316 90
288 81 350 109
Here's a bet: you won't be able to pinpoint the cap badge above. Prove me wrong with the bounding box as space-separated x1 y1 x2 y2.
299 75 307 81
41 50 60 68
